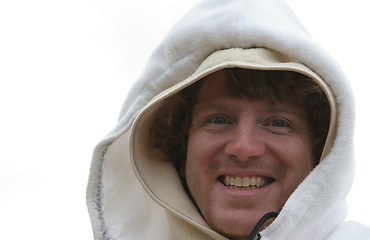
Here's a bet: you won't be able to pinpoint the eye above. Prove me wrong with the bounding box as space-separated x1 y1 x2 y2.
210 117 228 124
271 119 287 127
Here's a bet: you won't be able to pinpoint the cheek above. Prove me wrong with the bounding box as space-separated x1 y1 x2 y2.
185 137 204 205
185 130 225 173
185 131 220 195
185 133 208 176
185 133 203 182
274 134 314 167
267 134 314 192
293 138 315 171
276 137 315 193
271 137 314 208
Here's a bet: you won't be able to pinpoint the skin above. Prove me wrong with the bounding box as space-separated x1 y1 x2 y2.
184 70 315 240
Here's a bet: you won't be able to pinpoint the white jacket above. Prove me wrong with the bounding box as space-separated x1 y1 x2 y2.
86 0 370 239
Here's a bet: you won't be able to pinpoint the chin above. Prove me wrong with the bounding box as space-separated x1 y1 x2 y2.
211 224 250 240
207 215 253 239
206 210 276 240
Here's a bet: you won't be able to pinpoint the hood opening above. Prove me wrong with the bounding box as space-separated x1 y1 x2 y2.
129 47 337 238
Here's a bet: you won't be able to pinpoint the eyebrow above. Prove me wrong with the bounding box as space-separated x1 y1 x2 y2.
267 105 307 119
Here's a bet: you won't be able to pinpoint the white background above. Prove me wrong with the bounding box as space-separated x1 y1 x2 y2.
0 0 369 239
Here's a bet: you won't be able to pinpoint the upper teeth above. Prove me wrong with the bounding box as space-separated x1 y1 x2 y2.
222 176 270 189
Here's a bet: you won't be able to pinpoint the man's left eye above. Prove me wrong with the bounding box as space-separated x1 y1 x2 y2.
211 117 228 124
271 119 287 127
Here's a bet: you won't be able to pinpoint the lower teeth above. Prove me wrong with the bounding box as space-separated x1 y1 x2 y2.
228 185 257 190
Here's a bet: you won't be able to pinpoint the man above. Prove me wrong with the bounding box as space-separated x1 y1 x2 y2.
150 66 329 239
87 0 370 239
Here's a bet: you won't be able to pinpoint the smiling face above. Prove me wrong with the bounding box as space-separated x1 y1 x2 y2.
185 70 315 239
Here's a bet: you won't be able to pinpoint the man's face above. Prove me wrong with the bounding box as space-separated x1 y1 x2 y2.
185 70 315 240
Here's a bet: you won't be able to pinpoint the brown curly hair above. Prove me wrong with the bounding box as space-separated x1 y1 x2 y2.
150 68 330 171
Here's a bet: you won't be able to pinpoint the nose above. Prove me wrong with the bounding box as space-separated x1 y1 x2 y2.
224 121 266 161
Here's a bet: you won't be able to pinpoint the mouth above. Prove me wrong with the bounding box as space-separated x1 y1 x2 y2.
218 175 274 190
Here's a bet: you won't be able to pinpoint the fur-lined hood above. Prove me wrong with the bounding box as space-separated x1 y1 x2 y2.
86 0 369 239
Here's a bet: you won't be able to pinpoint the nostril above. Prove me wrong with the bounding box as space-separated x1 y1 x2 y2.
225 137 266 161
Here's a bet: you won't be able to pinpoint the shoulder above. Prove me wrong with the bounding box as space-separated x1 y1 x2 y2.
328 221 370 240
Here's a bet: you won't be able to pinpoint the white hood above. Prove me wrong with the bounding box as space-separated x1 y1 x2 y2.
86 0 366 239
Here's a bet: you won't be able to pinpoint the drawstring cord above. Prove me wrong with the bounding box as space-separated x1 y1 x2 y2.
246 211 279 240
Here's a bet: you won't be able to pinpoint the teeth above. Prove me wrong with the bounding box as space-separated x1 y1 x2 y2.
242 177 249 186
235 177 242 187
250 177 256 186
256 178 261 187
230 177 235 186
222 176 270 190
225 176 230 186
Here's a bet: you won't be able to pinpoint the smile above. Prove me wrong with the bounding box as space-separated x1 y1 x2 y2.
219 175 273 190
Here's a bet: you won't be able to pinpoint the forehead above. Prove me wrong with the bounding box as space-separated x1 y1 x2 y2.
193 69 308 115
196 69 231 101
